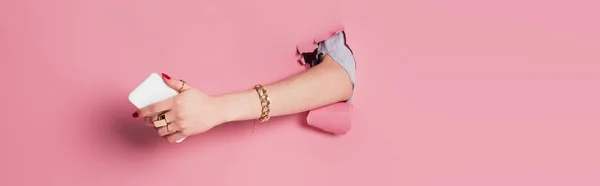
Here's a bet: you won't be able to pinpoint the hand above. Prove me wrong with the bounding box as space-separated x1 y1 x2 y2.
133 73 229 143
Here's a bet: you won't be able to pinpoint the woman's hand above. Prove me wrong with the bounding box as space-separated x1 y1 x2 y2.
133 73 230 143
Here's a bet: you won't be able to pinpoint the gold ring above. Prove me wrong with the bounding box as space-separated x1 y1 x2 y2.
178 80 186 93
153 113 168 127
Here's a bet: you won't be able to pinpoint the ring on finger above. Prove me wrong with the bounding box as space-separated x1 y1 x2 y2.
153 113 168 127
166 124 172 133
158 123 177 136
178 80 186 93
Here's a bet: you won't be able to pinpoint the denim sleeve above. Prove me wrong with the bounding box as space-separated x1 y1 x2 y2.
316 31 356 102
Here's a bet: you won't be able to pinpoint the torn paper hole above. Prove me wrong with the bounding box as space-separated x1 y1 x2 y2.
294 24 355 135
297 40 318 54
313 25 345 43
298 57 306 65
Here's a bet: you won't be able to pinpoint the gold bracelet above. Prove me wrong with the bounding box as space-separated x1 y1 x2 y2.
252 84 271 133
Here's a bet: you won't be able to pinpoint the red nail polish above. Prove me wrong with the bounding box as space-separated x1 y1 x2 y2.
132 112 139 118
161 73 171 80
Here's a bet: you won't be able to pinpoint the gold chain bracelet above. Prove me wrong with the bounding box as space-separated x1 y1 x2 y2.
252 84 271 133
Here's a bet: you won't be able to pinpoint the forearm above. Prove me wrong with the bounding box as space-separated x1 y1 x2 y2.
218 55 353 122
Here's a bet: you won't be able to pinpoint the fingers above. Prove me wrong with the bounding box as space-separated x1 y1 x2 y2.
135 72 192 118
158 123 187 143
160 73 191 93
156 122 181 136
164 132 186 143
145 110 178 125
136 98 174 118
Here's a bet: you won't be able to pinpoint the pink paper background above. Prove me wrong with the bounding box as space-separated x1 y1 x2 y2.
1 0 599 185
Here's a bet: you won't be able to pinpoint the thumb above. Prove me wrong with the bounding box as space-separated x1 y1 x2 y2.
160 73 191 93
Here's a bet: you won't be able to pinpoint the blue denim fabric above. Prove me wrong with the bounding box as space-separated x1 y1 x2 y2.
316 31 356 102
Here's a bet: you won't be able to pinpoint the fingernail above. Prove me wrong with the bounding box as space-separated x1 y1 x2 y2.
132 112 139 118
161 73 171 80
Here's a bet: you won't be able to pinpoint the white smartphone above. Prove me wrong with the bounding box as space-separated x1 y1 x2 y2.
128 73 185 143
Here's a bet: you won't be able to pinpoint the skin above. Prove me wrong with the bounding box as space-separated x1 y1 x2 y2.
134 55 353 143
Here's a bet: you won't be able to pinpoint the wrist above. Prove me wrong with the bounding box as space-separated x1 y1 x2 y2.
215 94 239 123
216 90 261 123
